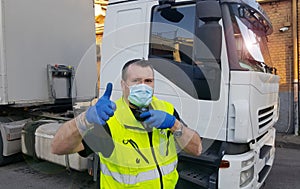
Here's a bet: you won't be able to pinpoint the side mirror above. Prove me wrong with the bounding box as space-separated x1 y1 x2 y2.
196 0 222 22
194 1 222 62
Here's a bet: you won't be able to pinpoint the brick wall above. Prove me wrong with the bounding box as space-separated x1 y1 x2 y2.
260 0 300 132
260 0 294 91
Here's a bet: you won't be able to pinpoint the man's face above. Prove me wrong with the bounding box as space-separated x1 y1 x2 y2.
121 64 154 105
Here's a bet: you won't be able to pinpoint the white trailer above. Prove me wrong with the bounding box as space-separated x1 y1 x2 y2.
99 0 279 188
0 0 97 167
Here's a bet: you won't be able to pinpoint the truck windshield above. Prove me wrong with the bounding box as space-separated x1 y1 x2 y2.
230 4 273 73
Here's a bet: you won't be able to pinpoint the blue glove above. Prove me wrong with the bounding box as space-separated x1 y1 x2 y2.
140 110 176 129
86 83 116 125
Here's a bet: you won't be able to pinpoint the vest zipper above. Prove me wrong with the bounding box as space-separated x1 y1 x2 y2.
123 139 149 164
148 132 164 189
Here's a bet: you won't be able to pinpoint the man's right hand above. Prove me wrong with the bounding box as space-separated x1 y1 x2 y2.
86 83 116 125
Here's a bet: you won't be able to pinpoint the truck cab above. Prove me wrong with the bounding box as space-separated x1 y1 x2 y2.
100 0 279 188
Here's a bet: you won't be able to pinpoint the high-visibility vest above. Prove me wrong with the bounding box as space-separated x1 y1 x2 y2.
98 96 179 189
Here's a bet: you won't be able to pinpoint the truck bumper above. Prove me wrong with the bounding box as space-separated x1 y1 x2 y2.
219 128 275 189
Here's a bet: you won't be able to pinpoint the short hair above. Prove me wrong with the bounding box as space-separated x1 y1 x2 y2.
121 59 154 81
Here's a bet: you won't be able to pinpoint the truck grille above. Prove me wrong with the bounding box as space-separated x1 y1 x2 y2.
258 106 274 129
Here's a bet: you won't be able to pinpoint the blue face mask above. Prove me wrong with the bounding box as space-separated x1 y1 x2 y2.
127 84 153 108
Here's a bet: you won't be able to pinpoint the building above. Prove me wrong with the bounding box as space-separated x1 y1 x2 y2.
259 0 299 134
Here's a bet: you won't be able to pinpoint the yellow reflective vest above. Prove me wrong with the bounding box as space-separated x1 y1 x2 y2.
98 96 179 189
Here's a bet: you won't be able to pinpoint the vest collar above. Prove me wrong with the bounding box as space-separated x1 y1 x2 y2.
114 96 165 132
114 97 147 132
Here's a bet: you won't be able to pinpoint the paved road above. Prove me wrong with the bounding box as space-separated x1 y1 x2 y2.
0 156 96 189
263 147 300 189
0 147 299 189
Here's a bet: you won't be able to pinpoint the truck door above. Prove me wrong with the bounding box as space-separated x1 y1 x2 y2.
147 2 230 141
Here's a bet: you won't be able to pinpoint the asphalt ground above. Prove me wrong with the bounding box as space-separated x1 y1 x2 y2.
0 132 298 189
275 133 300 150
0 156 96 189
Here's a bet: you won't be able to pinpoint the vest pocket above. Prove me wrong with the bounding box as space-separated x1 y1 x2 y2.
123 139 150 164
159 130 171 157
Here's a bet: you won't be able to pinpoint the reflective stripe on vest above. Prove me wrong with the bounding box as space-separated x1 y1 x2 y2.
100 159 178 185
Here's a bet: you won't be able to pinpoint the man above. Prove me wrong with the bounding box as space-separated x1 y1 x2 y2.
51 59 202 189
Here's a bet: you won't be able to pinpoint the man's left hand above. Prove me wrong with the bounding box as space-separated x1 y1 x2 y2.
140 110 176 129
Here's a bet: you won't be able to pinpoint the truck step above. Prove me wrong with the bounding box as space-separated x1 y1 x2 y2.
258 165 271 183
177 153 218 189
179 169 210 188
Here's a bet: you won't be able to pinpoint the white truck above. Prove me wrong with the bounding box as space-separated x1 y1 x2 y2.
0 0 279 188
99 0 279 188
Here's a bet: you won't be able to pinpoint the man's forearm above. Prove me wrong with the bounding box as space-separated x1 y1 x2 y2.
51 119 84 155
170 120 202 156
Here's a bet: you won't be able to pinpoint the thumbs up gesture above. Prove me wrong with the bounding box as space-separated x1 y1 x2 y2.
86 83 116 126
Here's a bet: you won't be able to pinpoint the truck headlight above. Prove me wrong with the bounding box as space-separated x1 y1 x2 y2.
241 156 254 168
240 166 254 187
